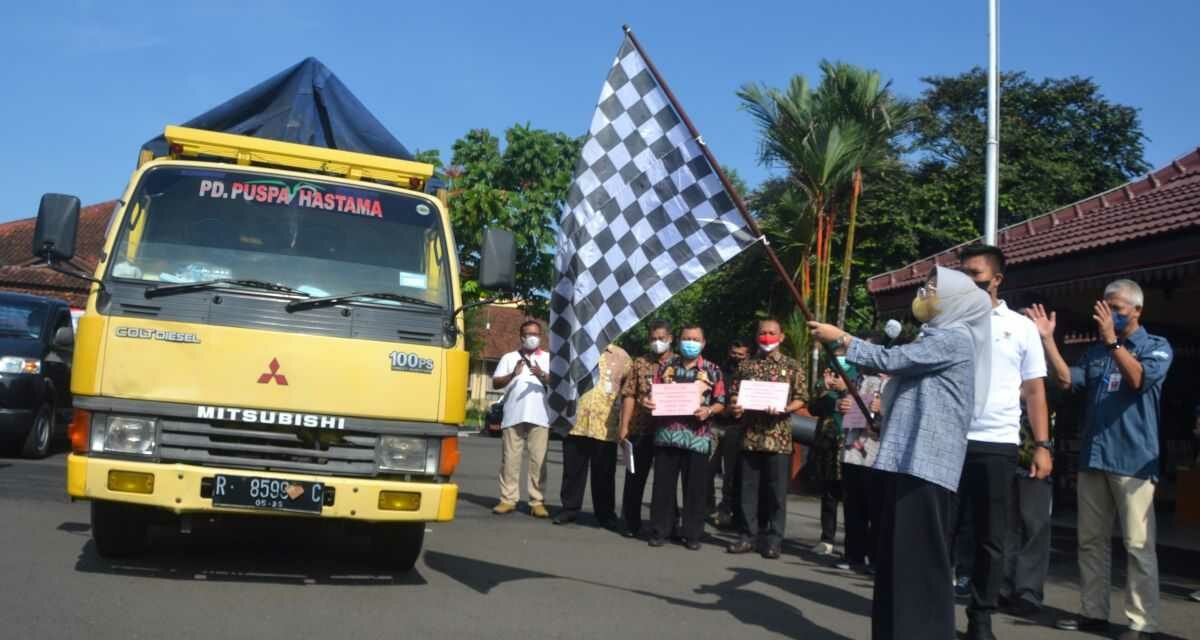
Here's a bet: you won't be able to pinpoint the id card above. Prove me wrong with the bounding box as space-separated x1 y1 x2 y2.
1106 373 1122 392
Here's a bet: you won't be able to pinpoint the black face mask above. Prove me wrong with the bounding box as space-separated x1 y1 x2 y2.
975 279 992 293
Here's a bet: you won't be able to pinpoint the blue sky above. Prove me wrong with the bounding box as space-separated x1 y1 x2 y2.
1 0 1197 221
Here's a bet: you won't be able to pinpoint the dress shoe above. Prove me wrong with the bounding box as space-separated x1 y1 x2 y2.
620 525 639 538
685 540 702 551
552 511 577 525
1055 617 1109 632
726 539 755 554
1117 630 1157 640
965 619 996 640
647 537 666 548
530 504 550 518
762 546 781 560
492 502 517 515
1005 598 1040 617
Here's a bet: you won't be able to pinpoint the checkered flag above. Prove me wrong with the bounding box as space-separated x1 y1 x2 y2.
547 32 759 430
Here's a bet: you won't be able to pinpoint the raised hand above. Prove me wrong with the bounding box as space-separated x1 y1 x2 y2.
1092 300 1116 343
1024 304 1057 340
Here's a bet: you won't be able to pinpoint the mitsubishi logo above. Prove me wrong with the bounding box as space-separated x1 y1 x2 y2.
257 358 289 385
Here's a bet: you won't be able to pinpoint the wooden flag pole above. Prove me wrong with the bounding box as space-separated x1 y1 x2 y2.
621 25 876 427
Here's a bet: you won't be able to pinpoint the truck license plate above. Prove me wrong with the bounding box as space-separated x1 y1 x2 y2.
211 475 324 514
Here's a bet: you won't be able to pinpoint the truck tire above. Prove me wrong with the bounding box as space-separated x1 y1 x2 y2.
370 522 425 572
20 403 54 459
91 501 151 557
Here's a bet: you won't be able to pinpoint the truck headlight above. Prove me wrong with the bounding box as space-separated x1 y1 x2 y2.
376 436 429 473
93 416 157 456
0 356 41 374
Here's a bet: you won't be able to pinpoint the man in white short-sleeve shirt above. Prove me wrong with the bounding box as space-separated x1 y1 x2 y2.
956 245 1054 639
491 319 552 518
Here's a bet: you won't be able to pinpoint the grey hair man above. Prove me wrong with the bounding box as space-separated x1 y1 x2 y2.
1027 279 1173 640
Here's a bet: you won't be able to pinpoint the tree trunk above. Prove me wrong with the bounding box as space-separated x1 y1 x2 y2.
835 168 863 329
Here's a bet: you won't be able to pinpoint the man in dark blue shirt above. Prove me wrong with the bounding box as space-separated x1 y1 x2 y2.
1027 279 1172 640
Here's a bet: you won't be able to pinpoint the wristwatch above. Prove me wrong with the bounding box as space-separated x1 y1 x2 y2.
1034 440 1054 451
1106 340 1122 352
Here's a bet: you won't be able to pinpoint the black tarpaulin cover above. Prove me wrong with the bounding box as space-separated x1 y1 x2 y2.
142 57 413 161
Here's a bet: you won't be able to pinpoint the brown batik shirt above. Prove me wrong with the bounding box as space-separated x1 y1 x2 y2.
733 350 809 454
621 353 671 437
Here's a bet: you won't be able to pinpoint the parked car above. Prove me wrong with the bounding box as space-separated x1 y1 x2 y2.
0 293 74 458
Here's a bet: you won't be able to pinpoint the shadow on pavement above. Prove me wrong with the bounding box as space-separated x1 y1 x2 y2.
424 550 863 639
68 519 428 586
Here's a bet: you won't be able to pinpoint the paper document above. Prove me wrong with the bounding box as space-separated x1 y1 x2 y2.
651 382 701 416
620 439 635 475
738 380 790 412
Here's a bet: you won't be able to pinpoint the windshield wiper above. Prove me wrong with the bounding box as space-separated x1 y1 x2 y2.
286 291 444 313
144 279 311 299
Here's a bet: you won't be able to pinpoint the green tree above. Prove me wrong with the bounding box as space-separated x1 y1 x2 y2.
447 124 582 315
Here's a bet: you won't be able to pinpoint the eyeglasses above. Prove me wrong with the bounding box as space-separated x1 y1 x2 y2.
917 284 937 299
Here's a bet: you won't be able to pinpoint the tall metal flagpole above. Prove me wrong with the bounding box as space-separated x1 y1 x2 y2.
984 0 1000 245
620 25 875 427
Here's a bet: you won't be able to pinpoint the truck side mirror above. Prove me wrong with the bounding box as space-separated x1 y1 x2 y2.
478 228 516 291
33 194 81 263
53 326 75 351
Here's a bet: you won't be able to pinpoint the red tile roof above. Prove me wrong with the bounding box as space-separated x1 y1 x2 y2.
867 148 1200 293
0 201 117 307
468 305 546 361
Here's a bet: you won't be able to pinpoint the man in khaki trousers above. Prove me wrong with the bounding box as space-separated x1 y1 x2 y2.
492 320 552 518
1028 279 1172 640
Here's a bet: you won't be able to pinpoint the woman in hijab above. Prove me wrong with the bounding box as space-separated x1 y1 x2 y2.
809 266 992 640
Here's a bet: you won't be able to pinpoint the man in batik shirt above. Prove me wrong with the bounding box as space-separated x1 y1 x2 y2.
644 324 725 550
555 344 631 527
618 320 675 537
727 318 808 559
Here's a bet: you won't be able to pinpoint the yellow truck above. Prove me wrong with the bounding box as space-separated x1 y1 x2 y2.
32 126 515 570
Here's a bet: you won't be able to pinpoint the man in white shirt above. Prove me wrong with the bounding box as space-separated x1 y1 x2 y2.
957 245 1053 640
492 320 552 518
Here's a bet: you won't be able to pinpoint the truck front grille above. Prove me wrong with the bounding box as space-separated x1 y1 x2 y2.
157 419 378 476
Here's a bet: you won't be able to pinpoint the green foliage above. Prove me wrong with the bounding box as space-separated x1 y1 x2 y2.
447 125 582 315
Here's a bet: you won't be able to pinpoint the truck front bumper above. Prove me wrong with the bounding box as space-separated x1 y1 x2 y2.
66 454 457 522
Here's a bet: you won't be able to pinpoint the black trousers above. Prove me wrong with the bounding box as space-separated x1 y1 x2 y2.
873 471 955 640
707 426 743 519
738 451 790 547
649 446 708 542
621 433 656 533
842 463 879 565
559 435 618 520
819 478 842 545
956 441 1019 623
1002 472 1053 606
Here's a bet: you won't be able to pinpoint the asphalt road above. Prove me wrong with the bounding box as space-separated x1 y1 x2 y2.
2 435 1197 639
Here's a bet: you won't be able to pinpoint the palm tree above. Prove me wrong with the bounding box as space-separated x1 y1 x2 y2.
738 77 862 324
814 61 916 328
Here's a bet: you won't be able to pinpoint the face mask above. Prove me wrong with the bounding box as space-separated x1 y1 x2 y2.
521 336 540 351
1112 312 1130 333
650 339 670 355
911 293 939 323
680 340 703 359
757 335 782 352
836 356 849 371
975 279 992 293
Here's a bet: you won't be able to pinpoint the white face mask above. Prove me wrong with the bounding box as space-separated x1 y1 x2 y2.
521 336 540 351
759 342 779 353
650 339 670 355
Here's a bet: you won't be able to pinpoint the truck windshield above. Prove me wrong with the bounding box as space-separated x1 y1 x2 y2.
108 166 451 308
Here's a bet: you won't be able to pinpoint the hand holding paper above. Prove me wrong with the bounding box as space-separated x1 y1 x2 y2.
738 380 790 413
651 382 702 416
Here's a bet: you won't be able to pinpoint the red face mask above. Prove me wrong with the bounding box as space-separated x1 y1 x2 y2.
758 335 782 351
